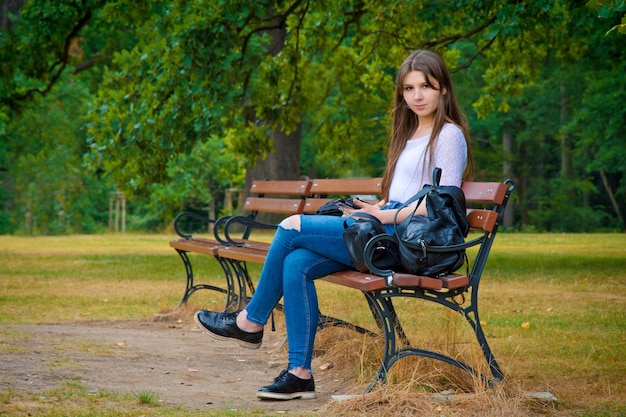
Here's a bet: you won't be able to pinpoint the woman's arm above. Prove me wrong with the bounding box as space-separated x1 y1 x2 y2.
432 124 468 187
342 199 426 224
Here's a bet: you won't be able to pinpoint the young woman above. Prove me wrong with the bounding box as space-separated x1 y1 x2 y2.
194 49 474 400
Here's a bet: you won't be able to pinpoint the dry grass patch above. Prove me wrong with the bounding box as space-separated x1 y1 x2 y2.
325 382 556 417
1 233 625 416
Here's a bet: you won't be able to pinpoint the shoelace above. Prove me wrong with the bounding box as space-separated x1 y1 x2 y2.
221 311 239 322
273 369 289 383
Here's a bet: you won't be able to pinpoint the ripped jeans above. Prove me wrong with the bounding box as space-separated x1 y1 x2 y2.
244 214 353 374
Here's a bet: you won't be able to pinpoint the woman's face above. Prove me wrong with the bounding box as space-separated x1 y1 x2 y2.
402 70 443 123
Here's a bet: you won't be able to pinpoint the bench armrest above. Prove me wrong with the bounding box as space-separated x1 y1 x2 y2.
173 211 216 239
223 215 279 246
173 211 244 245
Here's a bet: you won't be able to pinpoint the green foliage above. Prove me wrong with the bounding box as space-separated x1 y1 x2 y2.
0 0 107 107
587 0 626 34
147 135 247 222
87 0 546 183
8 74 110 235
528 177 615 232
0 0 146 234
86 0 261 198
1 0 625 233
456 4 625 232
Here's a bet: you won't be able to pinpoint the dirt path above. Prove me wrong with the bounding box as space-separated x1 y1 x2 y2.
0 314 351 415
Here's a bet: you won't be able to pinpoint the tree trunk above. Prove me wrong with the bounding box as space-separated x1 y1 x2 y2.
599 169 625 231
244 124 302 181
241 10 302 220
560 82 573 181
1 0 26 29
242 126 302 222
502 123 514 228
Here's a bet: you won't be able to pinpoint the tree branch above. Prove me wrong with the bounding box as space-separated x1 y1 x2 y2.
72 58 97 74
363 14 497 60
11 7 93 102
422 15 497 50
333 1 366 52
450 35 497 73
599 169 625 231
285 0 310 106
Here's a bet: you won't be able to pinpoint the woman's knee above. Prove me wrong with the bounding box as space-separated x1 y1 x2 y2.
279 215 301 231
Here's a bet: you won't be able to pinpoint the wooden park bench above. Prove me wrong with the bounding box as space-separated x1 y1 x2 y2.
169 176 515 391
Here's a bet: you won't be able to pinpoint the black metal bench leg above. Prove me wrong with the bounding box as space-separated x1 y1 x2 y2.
474 319 505 383
218 258 246 312
463 294 505 382
174 249 228 308
362 290 398 393
362 289 500 393
241 262 256 296
175 249 195 307
364 293 410 347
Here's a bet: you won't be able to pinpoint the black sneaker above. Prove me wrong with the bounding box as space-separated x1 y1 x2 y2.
194 310 263 349
257 369 316 400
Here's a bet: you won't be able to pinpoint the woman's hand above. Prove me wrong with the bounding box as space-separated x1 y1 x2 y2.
341 198 426 224
340 199 386 217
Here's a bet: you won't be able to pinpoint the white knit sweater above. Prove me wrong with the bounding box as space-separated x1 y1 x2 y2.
388 123 467 204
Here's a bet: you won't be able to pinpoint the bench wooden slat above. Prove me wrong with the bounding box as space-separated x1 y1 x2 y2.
250 180 312 196
244 197 306 214
231 240 271 253
390 273 443 290
303 198 332 214
462 181 508 205
467 209 499 232
216 245 268 264
169 238 222 256
439 274 469 289
323 270 387 292
311 178 382 196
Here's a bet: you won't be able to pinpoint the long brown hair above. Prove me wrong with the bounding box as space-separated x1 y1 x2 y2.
381 50 474 200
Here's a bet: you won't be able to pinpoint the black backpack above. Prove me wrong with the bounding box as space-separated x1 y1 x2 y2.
365 167 469 277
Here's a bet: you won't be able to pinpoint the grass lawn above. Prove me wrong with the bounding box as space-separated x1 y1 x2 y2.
0 232 624 416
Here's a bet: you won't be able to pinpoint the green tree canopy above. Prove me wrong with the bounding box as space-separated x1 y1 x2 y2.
1 0 624 233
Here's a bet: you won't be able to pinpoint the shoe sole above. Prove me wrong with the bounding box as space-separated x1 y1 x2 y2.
256 391 317 400
194 312 262 350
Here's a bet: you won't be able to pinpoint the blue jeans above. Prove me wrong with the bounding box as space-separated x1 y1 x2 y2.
244 203 402 373
244 214 353 374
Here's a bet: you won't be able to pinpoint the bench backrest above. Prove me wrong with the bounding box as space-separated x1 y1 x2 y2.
461 180 514 285
217 177 513 286
309 178 383 196
244 180 312 215
462 181 510 233
241 178 384 215
244 179 511 230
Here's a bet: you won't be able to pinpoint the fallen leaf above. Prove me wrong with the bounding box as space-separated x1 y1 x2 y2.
319 362 332 370
521 322 531 329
